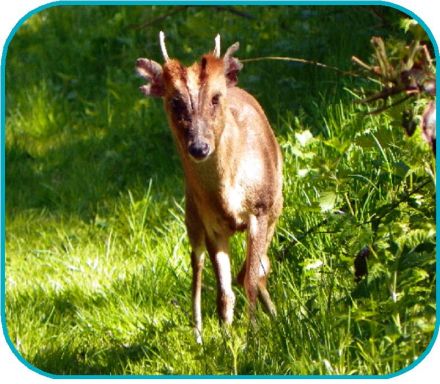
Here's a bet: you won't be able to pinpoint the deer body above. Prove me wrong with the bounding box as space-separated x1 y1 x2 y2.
136 33 282 343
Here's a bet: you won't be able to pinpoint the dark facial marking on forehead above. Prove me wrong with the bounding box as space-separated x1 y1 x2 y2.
179 63 187 83
200 57 208 85
183 74 195 113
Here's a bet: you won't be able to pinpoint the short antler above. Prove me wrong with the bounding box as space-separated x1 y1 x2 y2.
224 42 240 61
214 34 221 58
159 31 170 62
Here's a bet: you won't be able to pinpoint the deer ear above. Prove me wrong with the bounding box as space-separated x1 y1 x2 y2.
136 58 165 97
223 42 243 87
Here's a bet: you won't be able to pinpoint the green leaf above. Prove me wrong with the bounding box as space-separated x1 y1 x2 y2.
319 191 337 212
324 137 351 154
295 130 314 147
392 161 410 179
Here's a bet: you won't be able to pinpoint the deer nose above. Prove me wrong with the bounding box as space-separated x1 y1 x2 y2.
188 141 210 161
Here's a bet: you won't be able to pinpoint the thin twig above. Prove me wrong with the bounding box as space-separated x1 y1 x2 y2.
127 7 187 30
351 55 375 73
214 6 255 19
358 86 403 104
128 6 254 31
241 56 364 79
366 93 416 115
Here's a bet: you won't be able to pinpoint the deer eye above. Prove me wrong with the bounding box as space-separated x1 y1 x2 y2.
170 97 191 122
211 93 221 107
171 97 185 113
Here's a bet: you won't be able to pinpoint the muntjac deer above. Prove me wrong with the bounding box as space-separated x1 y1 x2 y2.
136 32 283 343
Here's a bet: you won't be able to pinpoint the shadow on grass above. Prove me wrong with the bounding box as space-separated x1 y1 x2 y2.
30 339 158 375
7 279 185 375
5 115 184 222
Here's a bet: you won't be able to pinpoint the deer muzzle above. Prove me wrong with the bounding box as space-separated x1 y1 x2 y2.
187 140 211 162
186 119 213 162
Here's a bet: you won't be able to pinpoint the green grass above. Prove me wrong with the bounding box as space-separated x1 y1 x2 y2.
4 5 436 376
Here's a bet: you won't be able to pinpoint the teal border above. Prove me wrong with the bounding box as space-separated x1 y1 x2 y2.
1 0 438 380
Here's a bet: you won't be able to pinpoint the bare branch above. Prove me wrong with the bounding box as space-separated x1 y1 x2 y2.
242 56 364 79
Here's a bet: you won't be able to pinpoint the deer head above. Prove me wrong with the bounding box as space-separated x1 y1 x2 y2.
136 32 243 162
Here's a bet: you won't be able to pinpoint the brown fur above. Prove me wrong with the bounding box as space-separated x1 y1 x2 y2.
136 38 283 343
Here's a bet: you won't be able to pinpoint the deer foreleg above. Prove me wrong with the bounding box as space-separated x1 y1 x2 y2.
191 248 205 344
206 237 235 324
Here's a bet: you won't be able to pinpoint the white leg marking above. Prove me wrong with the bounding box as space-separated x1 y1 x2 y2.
215 251 235 324
258 256 270 279
192 250 205 343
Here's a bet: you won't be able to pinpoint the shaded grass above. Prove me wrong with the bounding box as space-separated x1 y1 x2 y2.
4 5 436 376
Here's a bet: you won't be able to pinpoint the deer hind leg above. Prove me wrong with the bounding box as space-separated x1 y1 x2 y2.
240 214 276 317
258 221 277 316
206 236 235 324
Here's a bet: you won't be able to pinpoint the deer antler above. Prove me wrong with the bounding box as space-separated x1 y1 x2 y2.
159 31 170 62
214 34 221 58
